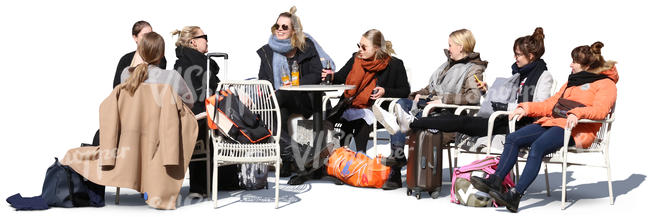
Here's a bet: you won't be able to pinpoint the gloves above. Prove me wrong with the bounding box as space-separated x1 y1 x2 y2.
491 101 508 111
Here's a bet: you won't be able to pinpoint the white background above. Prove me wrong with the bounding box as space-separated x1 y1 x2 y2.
0 0 648 216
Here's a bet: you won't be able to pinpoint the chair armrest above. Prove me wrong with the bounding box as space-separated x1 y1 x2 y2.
322 95 341 113
422 103 460 117
454 105 481 115
484 111 511 156
195 112 207 120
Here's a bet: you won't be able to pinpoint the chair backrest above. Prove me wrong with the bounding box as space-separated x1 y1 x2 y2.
585 103 616 152
214 80 281 142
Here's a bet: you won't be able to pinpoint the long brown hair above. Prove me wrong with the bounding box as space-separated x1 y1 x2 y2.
123 32 165 95
571 41 606 71
513 27 545 60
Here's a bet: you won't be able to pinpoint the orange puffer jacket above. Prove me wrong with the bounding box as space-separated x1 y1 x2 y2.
518 61 618 148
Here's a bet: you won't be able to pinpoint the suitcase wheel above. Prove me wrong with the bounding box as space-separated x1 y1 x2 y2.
415 192 421 200
406 189 412 196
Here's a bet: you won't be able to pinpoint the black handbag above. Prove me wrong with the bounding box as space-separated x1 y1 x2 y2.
326 78 376 123
552 88 586 118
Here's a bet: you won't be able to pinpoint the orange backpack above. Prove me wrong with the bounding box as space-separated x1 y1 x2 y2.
326 147 391 188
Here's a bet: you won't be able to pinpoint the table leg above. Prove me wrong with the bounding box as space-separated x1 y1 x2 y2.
310 91 325 152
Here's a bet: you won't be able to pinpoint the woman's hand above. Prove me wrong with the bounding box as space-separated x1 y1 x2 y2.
321 69 333 81
413 94 422 104
370 87 385 99
477 81 488 92
566 114 579 129
427 99 442 105
509 107 526 121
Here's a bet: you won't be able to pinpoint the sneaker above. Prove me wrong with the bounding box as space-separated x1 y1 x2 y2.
394 105 414 133
372 104 399 135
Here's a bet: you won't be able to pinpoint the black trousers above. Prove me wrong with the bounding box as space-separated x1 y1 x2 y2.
339 118 372 153
410 114 510 137
276 90 313 162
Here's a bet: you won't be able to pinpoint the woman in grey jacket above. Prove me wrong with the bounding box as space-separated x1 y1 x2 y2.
375 27 553 189
372 29 487 190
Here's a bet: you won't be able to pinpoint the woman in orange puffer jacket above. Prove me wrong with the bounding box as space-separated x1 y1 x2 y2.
470 41 617 213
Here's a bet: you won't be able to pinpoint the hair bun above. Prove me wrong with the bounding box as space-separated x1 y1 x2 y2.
591 41 604 54
289 6 297 14
171 29 181 36
532 27 545 41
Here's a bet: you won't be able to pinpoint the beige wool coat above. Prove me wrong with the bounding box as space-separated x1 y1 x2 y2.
62 83 198 209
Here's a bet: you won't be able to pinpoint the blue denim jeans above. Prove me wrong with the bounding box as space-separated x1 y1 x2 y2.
389 98 422 150
494 124 575 193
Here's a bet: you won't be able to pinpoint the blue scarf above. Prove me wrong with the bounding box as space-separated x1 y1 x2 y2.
305 33 336 71
268 35 293 89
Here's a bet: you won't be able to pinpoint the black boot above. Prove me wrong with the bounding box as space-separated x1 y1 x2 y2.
489 187 523 213
279 157 294 178
382 166 403 190
470 174 503 193
380 146 407 168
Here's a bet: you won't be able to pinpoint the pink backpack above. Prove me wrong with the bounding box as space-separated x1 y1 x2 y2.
450 156 515 207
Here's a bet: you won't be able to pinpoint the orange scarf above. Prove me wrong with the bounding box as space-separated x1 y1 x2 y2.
344 56 391 108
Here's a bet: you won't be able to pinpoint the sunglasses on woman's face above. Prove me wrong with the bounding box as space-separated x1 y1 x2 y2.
273 24 290 31
357 43 367 51
193 35 208 42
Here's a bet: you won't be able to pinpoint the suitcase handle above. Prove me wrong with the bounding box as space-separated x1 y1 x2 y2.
429 147 438 176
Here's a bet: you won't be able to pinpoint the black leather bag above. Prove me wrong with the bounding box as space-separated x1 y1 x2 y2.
551 89 586 118
326 95 353 123
326 77 376 123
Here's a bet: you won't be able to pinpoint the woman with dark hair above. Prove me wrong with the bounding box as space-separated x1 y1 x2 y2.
257 6 334 177
470 41 618 212
113 21 167 88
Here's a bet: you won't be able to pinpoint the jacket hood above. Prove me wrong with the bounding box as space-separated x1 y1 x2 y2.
589 61 618 83
444 49 488 67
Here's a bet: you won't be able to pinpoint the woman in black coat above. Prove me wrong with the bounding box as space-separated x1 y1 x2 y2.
256 6 328 177
326 29 410 154
172 25 221 198
113 21 167 88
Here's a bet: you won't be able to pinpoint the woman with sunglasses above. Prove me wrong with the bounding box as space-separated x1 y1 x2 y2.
172 25 220 199
257 6 335 177
113 20 167 88
324 29 410 158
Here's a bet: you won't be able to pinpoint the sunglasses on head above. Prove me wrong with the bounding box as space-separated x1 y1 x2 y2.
273 24 290 31
192 35 208 42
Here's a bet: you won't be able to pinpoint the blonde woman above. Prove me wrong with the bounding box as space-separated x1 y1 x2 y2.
257 6 334 177
171 26 225 198
113 21 167 88
373 29 488 190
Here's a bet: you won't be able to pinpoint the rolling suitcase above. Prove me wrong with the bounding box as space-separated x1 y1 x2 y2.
406 129 443 199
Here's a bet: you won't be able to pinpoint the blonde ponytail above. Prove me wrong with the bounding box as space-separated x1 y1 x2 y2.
123 63 149 95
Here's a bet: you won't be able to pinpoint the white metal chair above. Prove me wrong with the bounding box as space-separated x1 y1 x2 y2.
210 80 282 209
513 105 616 210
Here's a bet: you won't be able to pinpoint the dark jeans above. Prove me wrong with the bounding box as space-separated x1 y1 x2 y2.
494 124 575 193
276 90 313 162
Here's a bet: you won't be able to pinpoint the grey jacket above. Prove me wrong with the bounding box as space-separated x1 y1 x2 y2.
121 65 195 106
410 49 487 105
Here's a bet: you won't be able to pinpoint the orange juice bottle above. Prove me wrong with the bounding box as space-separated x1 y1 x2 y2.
281 65 291 86
291 60 300 86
